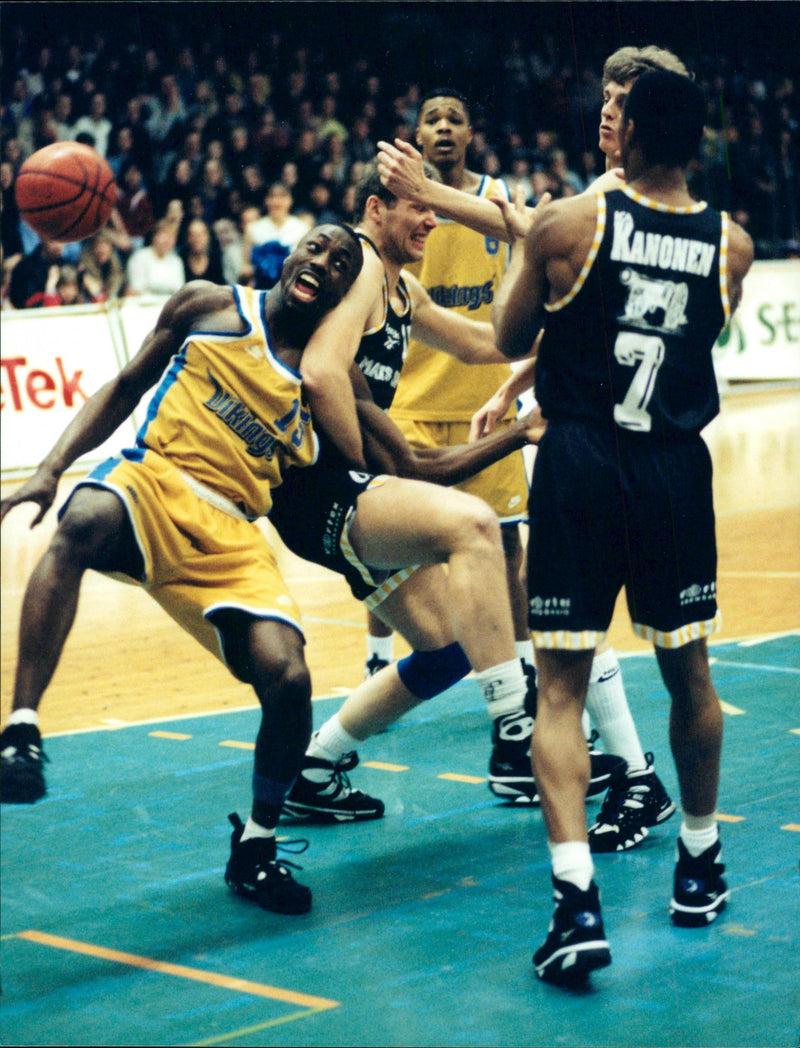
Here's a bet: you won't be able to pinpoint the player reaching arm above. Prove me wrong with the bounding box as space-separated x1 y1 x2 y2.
0 281 232 527
351 366 545 482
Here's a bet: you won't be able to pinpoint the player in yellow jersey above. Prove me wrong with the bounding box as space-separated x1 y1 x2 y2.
363 89 535 708
0 224 364 915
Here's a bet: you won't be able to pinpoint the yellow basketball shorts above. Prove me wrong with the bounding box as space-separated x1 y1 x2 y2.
71 450 305 667
391 418 529 523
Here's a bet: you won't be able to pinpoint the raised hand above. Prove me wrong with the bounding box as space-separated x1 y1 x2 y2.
376 139 428 201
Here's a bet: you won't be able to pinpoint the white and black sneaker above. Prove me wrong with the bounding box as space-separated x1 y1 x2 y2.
588 753 676 852
488 710 538 804
670 837 729 927
282 753 385 822
224 813 312 915
586 730 627 798
533 877 612 985
1 722 48 804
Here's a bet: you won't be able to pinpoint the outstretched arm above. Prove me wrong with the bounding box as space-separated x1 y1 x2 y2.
470 339 540 440
0 281 232 526
404 271 507 364
350 370 543 485
377 139 535 243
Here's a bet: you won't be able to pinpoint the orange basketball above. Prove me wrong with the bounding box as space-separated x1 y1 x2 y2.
15 142 118 242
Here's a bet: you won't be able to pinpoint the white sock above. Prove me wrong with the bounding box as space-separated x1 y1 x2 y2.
582 709 591 741
549 840 594 891
680 816 719 857
585 648 647 772
7 709 39 728
240 817 276 843
474 658 527 719
515 639 535 668
307 715 362 763
680 824 719 857
367 634 394 663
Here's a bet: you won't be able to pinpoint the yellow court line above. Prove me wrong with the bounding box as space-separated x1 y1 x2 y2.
190 1006 336 1046
782 824 800 832
716 813 745 823
438 773 486 784
150 731 192 740
791 728 800 736
219 740 255 750
362 760 409 772
14 931 339 1011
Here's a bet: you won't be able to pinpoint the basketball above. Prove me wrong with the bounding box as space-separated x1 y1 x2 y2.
15 142 118 242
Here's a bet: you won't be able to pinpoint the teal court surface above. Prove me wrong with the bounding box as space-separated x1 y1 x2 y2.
1 634 798 1047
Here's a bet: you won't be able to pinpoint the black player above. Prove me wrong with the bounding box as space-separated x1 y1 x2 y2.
491 71 754 983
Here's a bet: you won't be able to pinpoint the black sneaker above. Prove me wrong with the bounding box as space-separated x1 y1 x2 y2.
588 753 676 852
224 813 312 915
1 722 48 804
365 654 391 679
488 710 538 804
670 837 729 927
586 730 627 798
533 877 611 985
282 753 385 822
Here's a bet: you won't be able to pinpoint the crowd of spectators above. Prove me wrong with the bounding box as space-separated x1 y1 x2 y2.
2 20 798 310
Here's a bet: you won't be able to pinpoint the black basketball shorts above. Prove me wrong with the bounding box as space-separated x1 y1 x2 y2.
526 419 720 649
269 463 416 606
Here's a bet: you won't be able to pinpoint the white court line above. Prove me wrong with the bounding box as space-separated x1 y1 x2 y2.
34 629 800 740
709 660 800 676
738 630 800 647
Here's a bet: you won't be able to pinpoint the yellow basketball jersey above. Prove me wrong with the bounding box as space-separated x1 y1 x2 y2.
133 285 318 519
389 175 515 422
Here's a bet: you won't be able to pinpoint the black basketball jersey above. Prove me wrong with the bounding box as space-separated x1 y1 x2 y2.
270 230 412 547
354 231 411 411
535 188 732 438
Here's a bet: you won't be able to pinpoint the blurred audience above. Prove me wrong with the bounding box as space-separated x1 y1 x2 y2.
0 15 796 318
125 220 184 296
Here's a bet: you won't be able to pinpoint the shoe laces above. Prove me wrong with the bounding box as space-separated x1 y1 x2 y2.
274 837 310 873
598 777 650 822
319 754 360 799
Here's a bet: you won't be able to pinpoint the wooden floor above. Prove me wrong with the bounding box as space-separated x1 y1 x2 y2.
2 385 799 736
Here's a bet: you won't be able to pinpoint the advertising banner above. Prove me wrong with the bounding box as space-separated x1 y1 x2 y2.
1 304 137 475
2 261 798 476
714 260 800 380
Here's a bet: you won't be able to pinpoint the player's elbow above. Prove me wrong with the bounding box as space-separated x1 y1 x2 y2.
497 331 537 360
299 359 330 400
495 313 543 359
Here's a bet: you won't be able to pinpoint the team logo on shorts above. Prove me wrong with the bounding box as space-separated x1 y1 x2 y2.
679 581 716 607
529 595 571 617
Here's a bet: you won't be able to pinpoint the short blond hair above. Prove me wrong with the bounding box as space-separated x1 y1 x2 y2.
603 46 690 88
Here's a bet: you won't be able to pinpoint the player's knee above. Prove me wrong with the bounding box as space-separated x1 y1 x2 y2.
397 642 471 700
459 496 503 553
53 491 126 568
248 641 312 706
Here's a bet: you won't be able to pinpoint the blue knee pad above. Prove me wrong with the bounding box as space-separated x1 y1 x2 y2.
397 642 471 700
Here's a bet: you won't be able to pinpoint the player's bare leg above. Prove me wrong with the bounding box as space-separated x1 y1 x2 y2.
284 479 533 822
